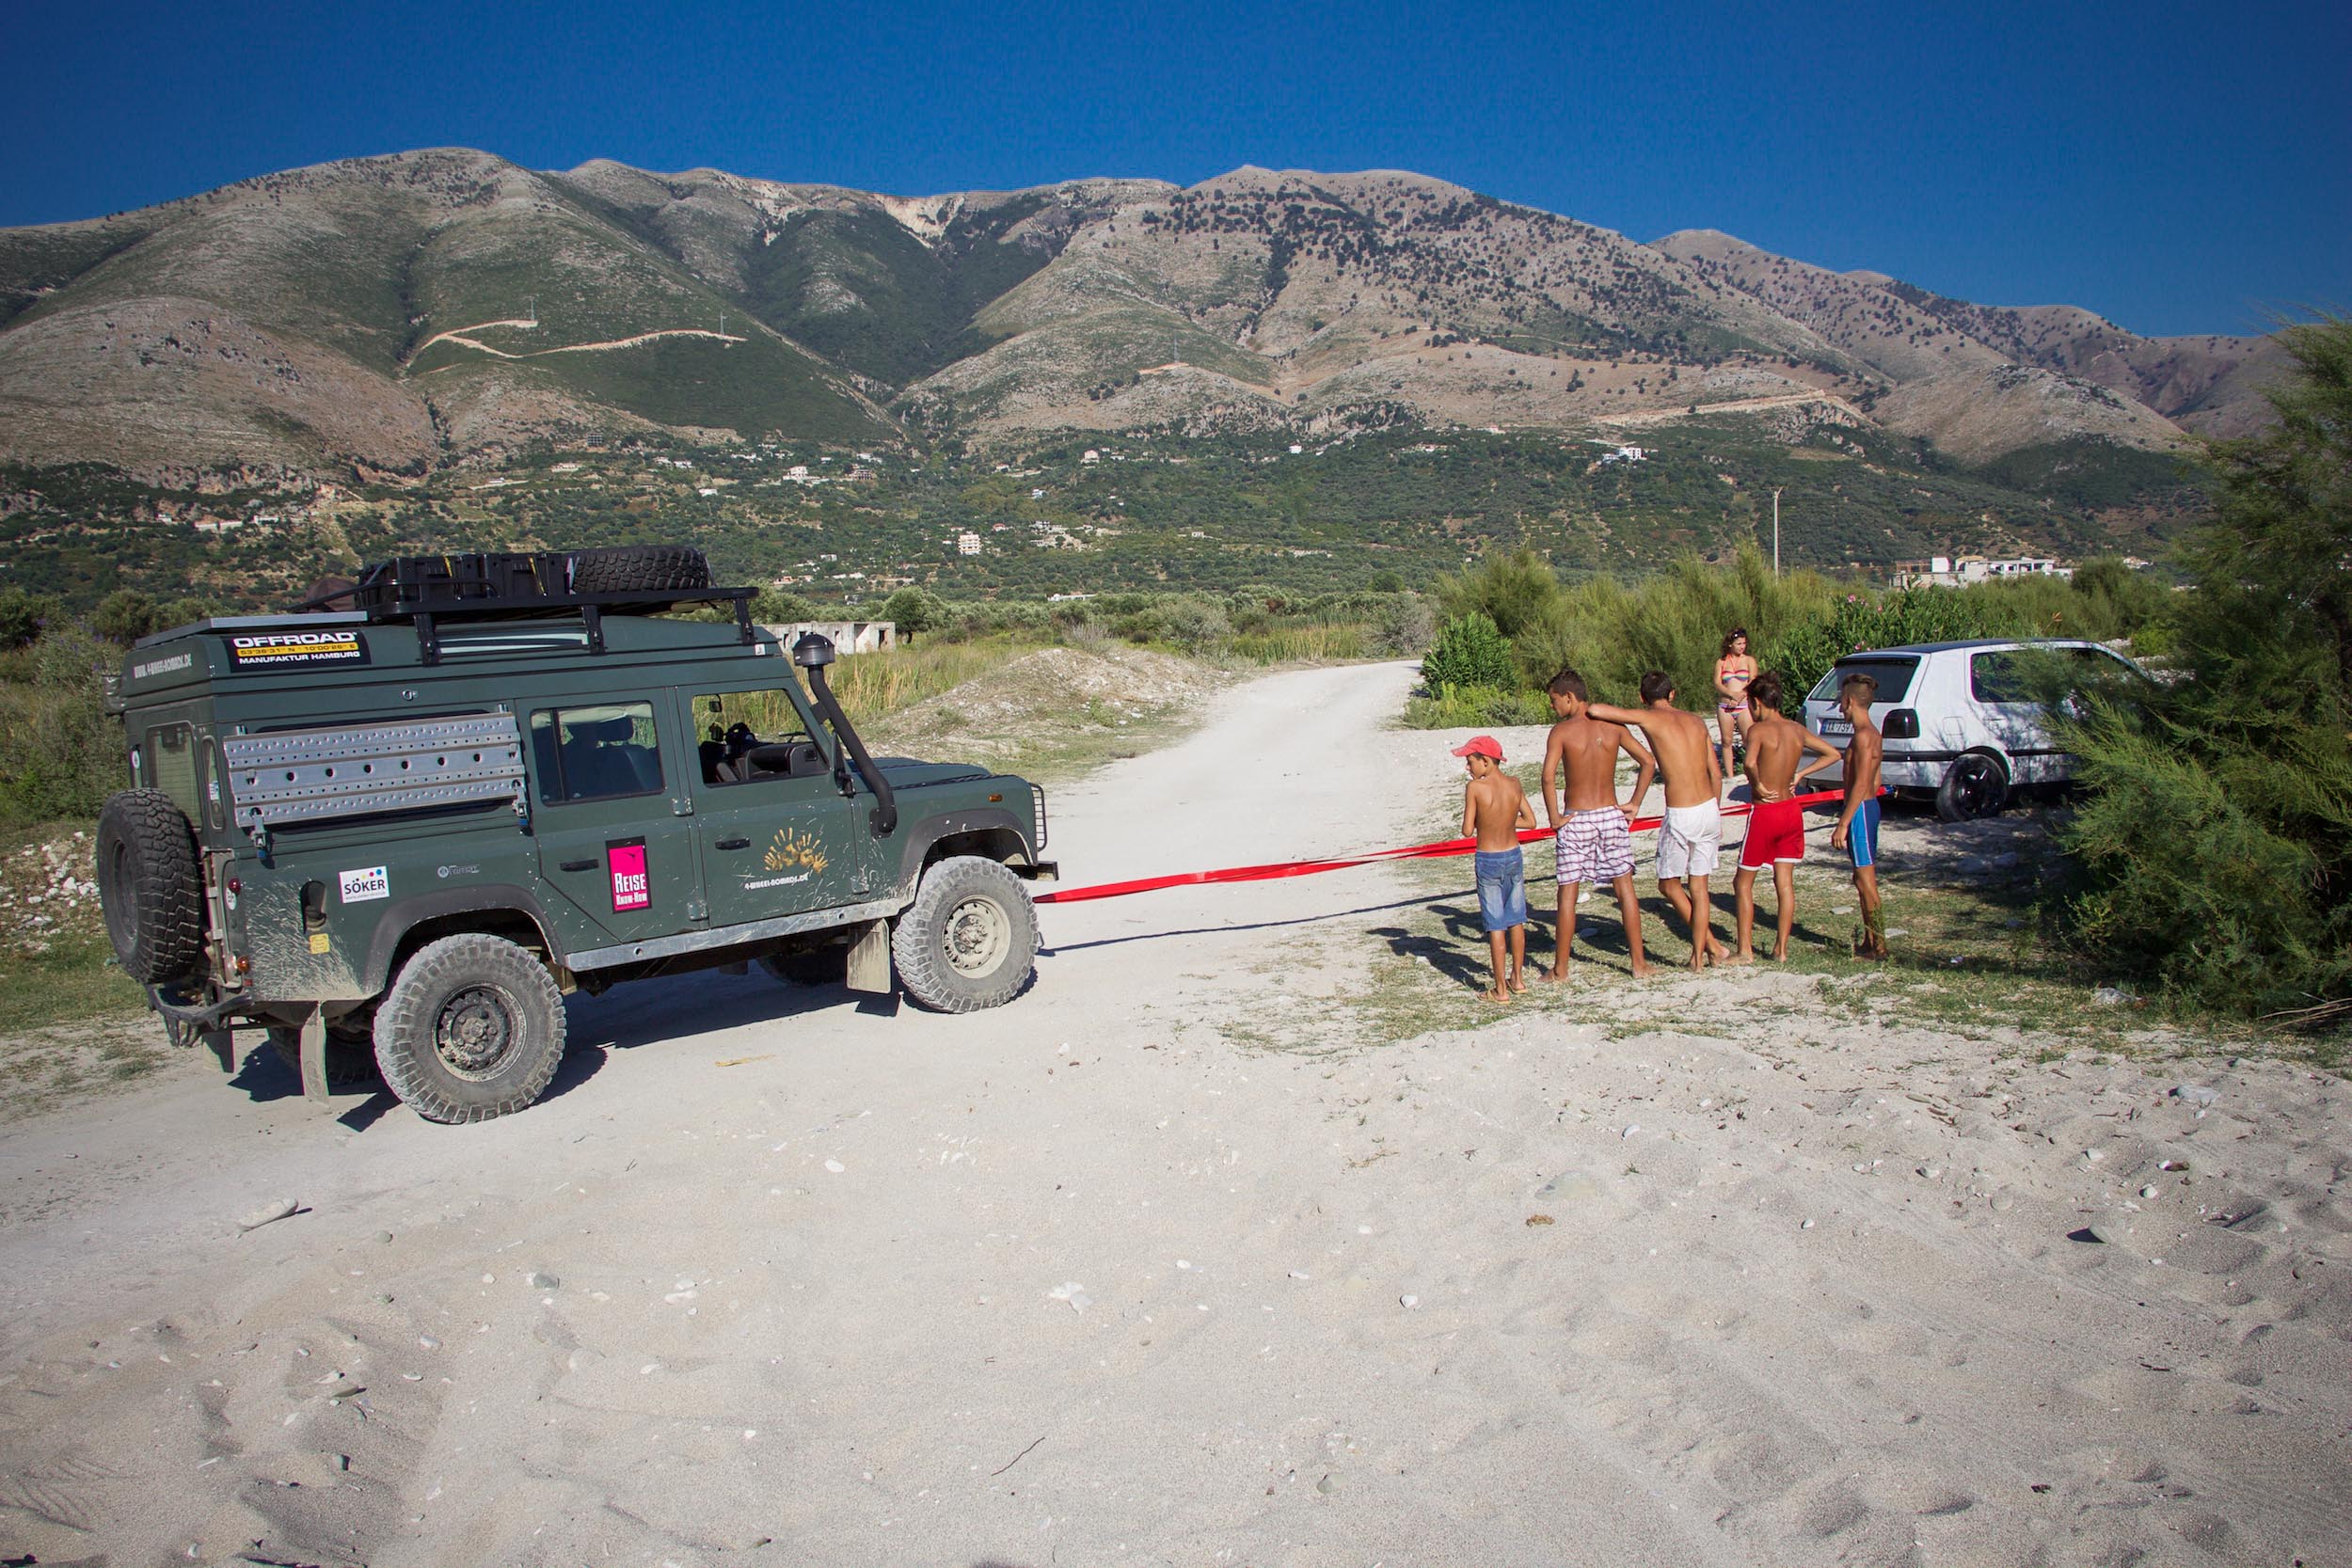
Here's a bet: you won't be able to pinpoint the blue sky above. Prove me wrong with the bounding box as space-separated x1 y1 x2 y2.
2 0 2341 336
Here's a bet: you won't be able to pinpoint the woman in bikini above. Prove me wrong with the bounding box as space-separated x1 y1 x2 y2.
1714 627 1758 784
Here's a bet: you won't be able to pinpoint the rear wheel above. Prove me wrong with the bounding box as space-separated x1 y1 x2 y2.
373 934 565 1123
1935 752 2010 822
891 857 1038 1013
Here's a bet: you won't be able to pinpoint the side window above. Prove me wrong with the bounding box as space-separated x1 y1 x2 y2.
529 702 664 803
1969 653 2031 704
149 723 198 816
691 689 827 786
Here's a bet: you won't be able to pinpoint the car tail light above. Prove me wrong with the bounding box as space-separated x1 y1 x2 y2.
1883 708 1920 740
1030 784 1048 851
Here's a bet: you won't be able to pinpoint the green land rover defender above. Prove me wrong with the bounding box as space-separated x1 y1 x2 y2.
94 546 1055 1123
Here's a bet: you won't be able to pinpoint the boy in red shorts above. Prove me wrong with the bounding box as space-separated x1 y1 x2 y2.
1727 672 1842 963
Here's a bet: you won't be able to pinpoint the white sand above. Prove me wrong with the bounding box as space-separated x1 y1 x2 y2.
0 661 2345 1566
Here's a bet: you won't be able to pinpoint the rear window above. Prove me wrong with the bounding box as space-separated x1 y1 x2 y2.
1809 657 1919 704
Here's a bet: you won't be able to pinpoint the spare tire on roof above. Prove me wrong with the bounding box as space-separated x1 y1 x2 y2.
569 545 712 594
95 788 206 987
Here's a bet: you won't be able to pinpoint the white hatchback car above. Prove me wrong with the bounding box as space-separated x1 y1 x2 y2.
1800 639 2144 821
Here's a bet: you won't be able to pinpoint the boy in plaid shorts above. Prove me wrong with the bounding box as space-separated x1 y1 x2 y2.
1539 670 1656 981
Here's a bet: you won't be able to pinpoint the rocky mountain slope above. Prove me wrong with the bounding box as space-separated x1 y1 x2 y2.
0 150 2280 483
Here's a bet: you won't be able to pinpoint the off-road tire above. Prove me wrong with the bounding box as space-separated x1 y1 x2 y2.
890 856 1038 1013
569 545 711 594
1935 751 2010 823
94 788 205 986
373 934 566 1123
266 1016 381 1091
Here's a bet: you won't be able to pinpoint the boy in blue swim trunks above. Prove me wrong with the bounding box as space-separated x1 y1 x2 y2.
1828 673 1888 959
1455 735 1539 1004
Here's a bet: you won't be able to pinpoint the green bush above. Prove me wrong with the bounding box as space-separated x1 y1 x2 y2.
1403 682 1553 729
1158 595 1232 654
1433 549 1561 638
0 586 59 650
92 589 158 646
2053 316 2352 1025
1368 593 1436 656
0 626 122 824
1422 612 1516 691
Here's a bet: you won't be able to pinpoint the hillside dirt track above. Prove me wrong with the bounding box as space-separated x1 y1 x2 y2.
1 661 2346 1567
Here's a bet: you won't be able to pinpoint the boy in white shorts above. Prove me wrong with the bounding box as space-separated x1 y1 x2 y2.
1588 672 1729 970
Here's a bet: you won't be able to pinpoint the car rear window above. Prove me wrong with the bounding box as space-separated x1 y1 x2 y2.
1808 657 1919 704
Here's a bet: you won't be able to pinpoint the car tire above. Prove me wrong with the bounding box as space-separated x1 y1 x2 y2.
1935 751 2010 822
891 856 1038 1013
94 788 206 987
569 545 712 594
373 934 566 1123
266 1014 381 1091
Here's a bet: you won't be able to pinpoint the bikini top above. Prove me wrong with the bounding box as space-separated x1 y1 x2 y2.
1720 664 1752 685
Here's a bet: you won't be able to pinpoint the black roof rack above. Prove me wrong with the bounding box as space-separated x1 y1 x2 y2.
291 551 758 665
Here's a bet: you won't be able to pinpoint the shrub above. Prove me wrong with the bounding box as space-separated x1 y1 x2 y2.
2052 315 2352 1024
0 625 122 824
880 586 948 641
0 587 59 650
1158 595 1232 654
1433 549 1561 637
92 589 157 646
1422 612 1516 691
1403 683 1553 729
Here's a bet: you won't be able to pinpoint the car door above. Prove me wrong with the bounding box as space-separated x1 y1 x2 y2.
527 698 700 944
1967 648 2058 783
678 678 871 929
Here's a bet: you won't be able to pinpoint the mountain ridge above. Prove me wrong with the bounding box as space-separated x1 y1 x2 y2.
0 150 2280 487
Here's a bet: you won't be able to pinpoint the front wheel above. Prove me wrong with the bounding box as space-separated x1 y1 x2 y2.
891 857 1039 1013
373 934 566 1123
1935 752 2010 822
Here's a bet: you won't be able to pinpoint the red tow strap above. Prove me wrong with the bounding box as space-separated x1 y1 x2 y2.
1032 786 1856 905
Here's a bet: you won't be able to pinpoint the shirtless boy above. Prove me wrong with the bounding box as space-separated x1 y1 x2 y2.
1456 735 1539 1004
1828 672 1888 959
1540 670 1656 981
1729 672 1843 962
1587 671 1728 970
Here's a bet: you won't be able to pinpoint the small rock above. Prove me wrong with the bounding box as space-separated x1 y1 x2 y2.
418 1336 440 1351
2139 1185 2159 1199
235 1199 300 1233
1399 1294 1419 1308
1800 1219 1814 1229
1832 905 1854 916
2067 1227 2105 1244
823 1159 846 1174
2094 987 2131 1006
1916 1165 1943 1180
2171 1085 2219 1107
1620 1125 1640 1139
528 1273 560 1291
1885 927 1911 939
375 1231 394 1244
1316 1474 1338 1495
334 1454 350 1472
1525 1214 1554 1227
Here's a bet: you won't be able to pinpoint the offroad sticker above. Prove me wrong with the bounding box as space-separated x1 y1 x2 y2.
228 630 369 668
338 864 389 903
607 839 650 912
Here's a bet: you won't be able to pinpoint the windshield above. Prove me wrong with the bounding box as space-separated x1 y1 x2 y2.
1809 656 1919 704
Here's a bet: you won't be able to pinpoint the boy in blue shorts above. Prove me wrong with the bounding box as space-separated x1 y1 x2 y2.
1455 735 1539 1003
1828 672 1887 959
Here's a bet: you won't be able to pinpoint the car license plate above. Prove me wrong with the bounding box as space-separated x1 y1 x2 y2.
1819 718 1853 737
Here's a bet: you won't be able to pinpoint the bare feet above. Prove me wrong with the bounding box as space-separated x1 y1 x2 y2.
1629 959 1651 979
1536 963 1572 984
1720 951 1756 967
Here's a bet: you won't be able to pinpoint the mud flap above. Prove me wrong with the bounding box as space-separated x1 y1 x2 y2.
202 1027 234 1073
297 1009 330 1103
846 919 892 994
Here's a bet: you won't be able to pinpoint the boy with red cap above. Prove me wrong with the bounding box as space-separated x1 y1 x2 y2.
1455 734 1539 1004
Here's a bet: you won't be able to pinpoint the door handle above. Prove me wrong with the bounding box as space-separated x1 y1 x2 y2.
559 858 596 872
715 836 751 851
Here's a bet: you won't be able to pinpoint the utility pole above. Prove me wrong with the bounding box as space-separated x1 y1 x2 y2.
1772 487 1784 576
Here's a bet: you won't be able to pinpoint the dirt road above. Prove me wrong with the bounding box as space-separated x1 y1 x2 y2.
2 661 2346 1567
